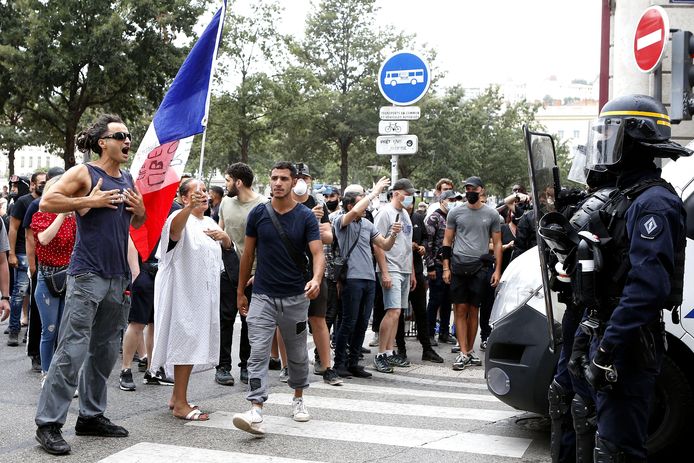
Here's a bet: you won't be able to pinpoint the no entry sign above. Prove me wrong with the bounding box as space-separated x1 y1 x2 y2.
633 6 670 73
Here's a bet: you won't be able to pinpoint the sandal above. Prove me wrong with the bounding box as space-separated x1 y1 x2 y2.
169 402 198 410
174 409 209 421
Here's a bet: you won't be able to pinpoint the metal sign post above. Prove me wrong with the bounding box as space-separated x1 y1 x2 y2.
391 154 399 183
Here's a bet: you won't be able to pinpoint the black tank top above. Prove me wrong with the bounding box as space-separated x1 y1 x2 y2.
68 164 133 278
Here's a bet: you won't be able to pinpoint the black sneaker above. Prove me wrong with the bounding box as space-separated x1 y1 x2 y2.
422 349 444 363
36 425 71 455
334 366 353 378
31 355 42 372
119 368 136 391
240 367 249 384
75 415 128 437
215 367 235 386
348 365 372 378
373 354 393 373
323 367 344 385
480 340 488 351
7 331 18 346
268 357 281 371
144 367 174 385
360 346 371 354
137 356 148 372
387 353 411 368
439 334 456 344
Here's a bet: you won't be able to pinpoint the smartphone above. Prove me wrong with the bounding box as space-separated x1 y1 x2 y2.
395 213 400 222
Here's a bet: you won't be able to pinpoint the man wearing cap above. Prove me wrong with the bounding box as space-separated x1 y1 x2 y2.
290 163 341 385
373 178 416 373
441 176 502 370
424 190 462 347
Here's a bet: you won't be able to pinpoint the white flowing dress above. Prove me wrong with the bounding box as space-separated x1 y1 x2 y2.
151 211 223 372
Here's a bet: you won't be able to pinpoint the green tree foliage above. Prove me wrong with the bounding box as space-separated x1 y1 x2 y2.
0 0 210 168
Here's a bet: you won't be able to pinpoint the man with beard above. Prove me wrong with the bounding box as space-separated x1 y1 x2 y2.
34 114 146 455
7 171 46 347
215 162 267 386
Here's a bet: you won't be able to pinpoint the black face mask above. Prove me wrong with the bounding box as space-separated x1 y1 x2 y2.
466 191 480 204
9 192 18 201
36 186 44 196
326 199 339 211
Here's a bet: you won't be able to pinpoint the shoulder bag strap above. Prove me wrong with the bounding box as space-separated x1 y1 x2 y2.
265 203 309 278
342 221 362 262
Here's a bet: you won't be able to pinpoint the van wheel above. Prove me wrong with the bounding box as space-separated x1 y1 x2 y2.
647 355 693 456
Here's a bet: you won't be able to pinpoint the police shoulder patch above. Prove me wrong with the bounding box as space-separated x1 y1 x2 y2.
638 214 663 240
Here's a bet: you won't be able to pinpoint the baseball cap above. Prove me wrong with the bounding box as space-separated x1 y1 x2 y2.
295 162 311 178
464 176 484 188
440 190 463 201
323 186 340 195
343 184 364 195
47 166 65 180
391 178 416 194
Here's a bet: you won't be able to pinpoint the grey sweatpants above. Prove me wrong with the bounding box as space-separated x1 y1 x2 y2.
35 273 130 427
246 293 310 404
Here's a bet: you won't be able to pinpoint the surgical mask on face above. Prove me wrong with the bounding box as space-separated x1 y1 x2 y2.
446 201 459 212
466 191 480 204
293 178 308 196
402 195 414 207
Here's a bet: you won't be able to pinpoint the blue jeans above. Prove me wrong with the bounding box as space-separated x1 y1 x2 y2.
8 254 29 333
35 272 66 372
335 279 375 369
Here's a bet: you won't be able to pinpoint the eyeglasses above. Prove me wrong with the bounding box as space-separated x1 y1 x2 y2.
101 132 132 141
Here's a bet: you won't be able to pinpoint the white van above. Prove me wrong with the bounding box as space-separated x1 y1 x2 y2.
484 154 694 458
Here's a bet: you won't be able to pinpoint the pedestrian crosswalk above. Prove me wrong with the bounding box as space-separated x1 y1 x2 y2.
99 363 546 462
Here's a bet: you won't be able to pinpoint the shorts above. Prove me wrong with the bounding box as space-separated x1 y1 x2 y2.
128 271 155 325
450 267 487 307
381 272 410 310
308 279 328 317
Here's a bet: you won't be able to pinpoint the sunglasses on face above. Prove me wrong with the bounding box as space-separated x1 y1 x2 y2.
101 132 132 141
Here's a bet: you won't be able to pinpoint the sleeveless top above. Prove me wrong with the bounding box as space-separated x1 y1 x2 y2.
68 164 134 278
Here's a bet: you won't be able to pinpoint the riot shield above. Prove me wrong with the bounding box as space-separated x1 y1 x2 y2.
523 125 561 352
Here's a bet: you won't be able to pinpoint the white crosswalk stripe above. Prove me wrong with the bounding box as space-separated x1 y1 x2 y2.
101 365 537 461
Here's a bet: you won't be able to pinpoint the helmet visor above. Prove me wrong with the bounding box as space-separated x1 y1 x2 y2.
567 145 587 185
586 118 624 168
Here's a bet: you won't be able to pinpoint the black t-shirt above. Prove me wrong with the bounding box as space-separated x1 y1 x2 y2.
10 193 35 255
411 211 426 274
500 223 516 273
301 196 329 265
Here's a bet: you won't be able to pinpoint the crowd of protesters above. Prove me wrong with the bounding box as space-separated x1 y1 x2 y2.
0 114 533 454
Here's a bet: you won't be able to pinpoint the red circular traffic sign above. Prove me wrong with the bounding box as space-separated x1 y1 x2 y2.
633 6 670 73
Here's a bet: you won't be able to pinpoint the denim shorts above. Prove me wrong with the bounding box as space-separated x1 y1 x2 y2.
381 272 410 310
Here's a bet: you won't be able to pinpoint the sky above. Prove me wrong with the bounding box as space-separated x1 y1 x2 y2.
272 0 604 89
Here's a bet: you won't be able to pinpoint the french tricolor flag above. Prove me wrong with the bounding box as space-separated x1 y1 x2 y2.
129 1 226 260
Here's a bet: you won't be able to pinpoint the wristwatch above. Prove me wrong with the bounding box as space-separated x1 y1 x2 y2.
1 296 9 301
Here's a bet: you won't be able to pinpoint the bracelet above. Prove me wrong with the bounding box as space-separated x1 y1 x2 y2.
1 296 9 301
443 268 450 272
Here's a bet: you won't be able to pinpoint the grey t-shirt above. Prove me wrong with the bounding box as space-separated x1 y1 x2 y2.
446 204 501 265
0 220 9 252
219 193 268 275
374 203 413 274
334 213 380 281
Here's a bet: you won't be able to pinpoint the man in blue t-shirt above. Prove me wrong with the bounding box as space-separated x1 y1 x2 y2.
233 161 324 437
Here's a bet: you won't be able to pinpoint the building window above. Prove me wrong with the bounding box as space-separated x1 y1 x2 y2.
37 157 41 168
46 156 50 167
20 157 25 168
573 130 580 139
29 157 33 168
558 130 564 139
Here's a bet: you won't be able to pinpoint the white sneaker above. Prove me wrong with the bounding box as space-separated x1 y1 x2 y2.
279 367 289 383
232 408 265 437
292 397 310 422
368 333 379 347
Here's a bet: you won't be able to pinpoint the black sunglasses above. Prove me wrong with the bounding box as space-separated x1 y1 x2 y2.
101 132 132 141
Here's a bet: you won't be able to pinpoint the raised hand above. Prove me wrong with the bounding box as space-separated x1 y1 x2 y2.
373 176 391 194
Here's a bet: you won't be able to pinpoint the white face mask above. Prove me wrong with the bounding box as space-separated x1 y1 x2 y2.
402 195 414 207
447 201 459 212
293 178 308 196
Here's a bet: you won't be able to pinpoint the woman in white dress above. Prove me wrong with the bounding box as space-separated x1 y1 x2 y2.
151 178 232 421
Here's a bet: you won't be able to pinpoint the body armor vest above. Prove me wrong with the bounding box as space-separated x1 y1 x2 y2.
568 179 685 319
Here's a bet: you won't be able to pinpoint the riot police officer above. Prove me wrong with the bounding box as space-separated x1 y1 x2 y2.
569 95 689 462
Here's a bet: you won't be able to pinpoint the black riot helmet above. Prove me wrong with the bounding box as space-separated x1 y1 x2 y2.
586 94 692 169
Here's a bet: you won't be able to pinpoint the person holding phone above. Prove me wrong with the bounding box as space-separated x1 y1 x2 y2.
150 178 232 421
373 178 417 373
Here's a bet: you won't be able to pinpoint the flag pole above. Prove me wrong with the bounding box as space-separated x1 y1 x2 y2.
197 0 227 179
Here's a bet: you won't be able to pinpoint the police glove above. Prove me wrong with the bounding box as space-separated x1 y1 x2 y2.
585 346 618 392
567 332 590 379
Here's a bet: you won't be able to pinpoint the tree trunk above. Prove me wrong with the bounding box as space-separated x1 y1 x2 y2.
64 124 77 168
7 146 16 177
339 141 349 190
240 133 250 164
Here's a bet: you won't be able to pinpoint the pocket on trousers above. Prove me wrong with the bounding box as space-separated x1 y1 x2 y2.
296 320 307 335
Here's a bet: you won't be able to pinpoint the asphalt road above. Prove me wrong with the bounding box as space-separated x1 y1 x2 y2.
0 320 551 463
